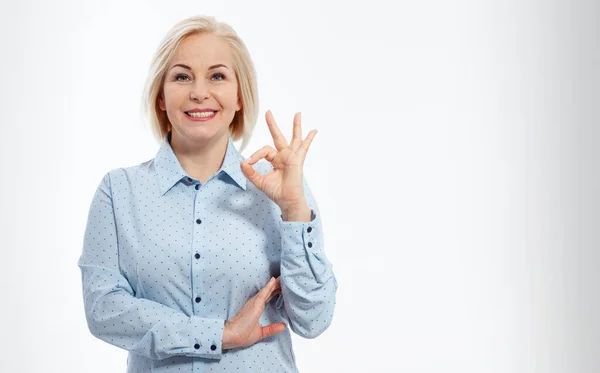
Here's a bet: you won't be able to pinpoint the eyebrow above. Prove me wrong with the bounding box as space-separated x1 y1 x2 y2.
169 63 229 71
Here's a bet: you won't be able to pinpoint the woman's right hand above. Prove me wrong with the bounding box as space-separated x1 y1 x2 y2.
222 277 287 350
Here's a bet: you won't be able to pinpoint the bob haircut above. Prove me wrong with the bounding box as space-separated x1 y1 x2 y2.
142 15 258 152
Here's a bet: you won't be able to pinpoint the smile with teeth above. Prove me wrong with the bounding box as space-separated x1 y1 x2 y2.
186 111 217 118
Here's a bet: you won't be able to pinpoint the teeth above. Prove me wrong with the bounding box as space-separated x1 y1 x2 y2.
187 111 216 118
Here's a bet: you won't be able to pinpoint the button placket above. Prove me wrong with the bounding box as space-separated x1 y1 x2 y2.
192 183 208 315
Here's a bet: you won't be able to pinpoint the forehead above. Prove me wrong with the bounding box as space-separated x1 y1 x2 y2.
170 33 233 68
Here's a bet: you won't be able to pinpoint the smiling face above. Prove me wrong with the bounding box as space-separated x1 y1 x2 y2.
158 32 241 144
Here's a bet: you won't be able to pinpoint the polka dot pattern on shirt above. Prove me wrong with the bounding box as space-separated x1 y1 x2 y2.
77 132 337 372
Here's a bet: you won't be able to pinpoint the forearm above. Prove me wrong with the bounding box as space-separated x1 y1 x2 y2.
279 210 338 338
80 263 225 360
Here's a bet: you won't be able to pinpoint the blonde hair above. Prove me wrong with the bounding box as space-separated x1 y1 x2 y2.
142 15 258 152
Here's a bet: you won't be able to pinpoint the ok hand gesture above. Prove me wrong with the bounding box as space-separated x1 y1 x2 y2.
240 110 317 219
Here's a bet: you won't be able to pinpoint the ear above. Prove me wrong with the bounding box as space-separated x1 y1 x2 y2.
158 92 166 111
236 97 242 112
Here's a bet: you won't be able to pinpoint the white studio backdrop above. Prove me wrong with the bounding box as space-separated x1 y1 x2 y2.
1 0 598 372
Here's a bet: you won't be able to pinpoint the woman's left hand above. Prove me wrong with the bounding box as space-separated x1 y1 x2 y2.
240 110 317 220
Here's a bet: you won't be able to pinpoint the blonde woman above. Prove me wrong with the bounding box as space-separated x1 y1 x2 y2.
77 15 337 372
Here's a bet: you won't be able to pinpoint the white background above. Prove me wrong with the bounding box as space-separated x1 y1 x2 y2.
1 0 599 372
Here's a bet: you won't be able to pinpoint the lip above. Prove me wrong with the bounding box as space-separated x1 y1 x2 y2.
184 110 217 121
186 108 217 112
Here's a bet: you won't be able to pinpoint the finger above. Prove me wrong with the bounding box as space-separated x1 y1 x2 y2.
263 286 280 306
240 161 266 190
266 277 282 303
260 322 287 340
291 112 302 145
246 145 278 165
266 110 289 151
266 287 281 303
256 277 276 302
297 129 318 160
273 277 281 292
274 276 281 288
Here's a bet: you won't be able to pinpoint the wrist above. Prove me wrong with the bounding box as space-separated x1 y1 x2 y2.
222 321 235 350
281 202 312 222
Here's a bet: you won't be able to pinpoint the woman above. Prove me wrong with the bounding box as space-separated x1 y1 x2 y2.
77 15 337 372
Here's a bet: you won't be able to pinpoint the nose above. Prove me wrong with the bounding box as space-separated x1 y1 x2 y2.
190 79 210 102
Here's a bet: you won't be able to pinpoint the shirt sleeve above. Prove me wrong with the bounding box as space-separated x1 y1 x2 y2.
77 171 225 360
277 176 338 338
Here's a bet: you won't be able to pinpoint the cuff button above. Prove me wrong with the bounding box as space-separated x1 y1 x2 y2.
194 343 200 349
210 344 217 351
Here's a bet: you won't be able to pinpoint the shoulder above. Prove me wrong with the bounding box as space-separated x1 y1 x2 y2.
100 159 153 192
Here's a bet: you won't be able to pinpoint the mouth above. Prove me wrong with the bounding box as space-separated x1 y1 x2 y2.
184 110 218 120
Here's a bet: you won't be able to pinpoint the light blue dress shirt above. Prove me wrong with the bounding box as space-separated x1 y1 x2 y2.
77 130 337 372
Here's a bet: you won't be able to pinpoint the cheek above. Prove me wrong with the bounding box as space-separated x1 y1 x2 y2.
163 85 187 108
214 87 239 109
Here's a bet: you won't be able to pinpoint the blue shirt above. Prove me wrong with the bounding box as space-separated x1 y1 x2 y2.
77 131 338 372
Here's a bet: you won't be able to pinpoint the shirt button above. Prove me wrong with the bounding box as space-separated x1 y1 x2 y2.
196 219 202 224
210 344 217 351
187 177 193 182
307 227 312 233
194 343 200 349
195 253 200 259
195 184 200 190
308 242 313 248
195 296 201 303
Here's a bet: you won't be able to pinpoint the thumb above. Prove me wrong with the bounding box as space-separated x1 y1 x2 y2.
260 322 287 340
240 160 264 190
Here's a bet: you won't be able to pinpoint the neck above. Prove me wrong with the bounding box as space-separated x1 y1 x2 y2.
169 130 229 185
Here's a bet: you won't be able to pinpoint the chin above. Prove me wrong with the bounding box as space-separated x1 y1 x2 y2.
179 123 229 141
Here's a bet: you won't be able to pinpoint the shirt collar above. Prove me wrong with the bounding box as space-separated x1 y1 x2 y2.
154 131 247 195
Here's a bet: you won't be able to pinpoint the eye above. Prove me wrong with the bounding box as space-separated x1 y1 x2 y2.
211 72 226 81
175 74 190 82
